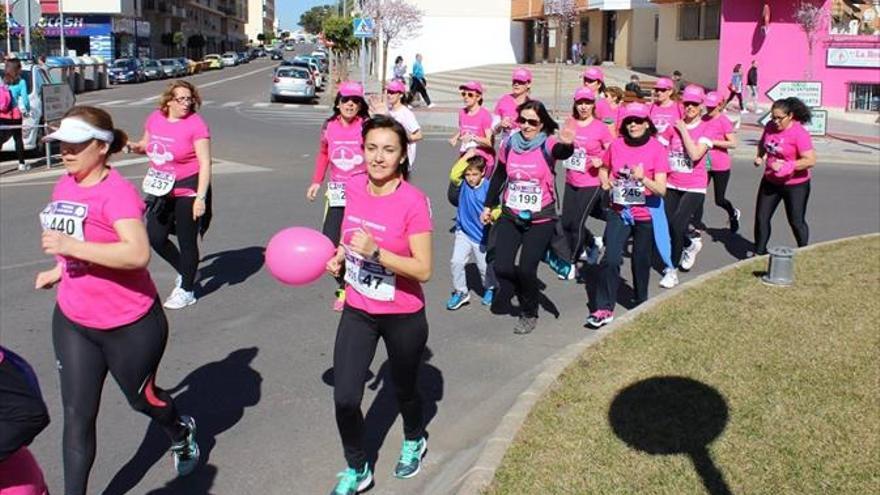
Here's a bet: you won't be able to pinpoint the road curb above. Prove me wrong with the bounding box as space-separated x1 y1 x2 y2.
454 232 880 495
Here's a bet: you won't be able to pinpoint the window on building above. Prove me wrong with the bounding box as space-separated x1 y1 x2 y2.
580 16 590 43
678 0 721 41
831 0 880 36
849 83 880 111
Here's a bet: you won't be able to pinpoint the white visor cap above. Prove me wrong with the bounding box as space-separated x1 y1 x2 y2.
43 117 114 144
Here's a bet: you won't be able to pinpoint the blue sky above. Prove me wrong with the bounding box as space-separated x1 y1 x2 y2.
278 0 335 31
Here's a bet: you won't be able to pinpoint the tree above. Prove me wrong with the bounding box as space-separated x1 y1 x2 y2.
0 5 7 42
173 31 185 56
361 0 424 91
323 15 358 82
543 0 579 115
300 4 334 34
795 1 827 79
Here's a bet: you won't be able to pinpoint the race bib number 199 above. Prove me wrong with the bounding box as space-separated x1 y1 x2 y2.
344 249 396 301
40 201 88 241
142 168 176 196
505 181 543 212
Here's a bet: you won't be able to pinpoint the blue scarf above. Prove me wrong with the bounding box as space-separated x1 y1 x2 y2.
508 130 548 154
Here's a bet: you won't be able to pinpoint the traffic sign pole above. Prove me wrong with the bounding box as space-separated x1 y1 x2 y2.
5 0 11 55
24 0 31 56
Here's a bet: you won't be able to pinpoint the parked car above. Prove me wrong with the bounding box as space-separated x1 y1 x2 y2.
271 67 316 103
159 58 186 78
269 49 283 61
108 58 145 84
237 52 250 63
299 55 328 73
0 62 50 152
142 59 165 80
290 56 324 87
203 54 224 70
178 57 198 74
221 52 238 67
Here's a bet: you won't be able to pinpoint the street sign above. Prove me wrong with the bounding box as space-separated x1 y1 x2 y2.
42 83 75 123
757 109 827 137
765 81 823 107
10 0 41 27
353 18 375 39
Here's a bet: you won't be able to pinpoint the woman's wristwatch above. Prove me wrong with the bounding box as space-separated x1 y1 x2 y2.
370 247 381 262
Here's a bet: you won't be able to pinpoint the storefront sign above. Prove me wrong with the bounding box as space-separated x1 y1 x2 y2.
758 109 827 137
766 81 823 107
826 47 880 68
11 15 111 37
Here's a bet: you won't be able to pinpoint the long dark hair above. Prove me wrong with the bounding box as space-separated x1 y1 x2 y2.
772 97 812 124
362 115 411 181
517 100 558 135
618 117 658 142
3 58 22 84
326 93 370 123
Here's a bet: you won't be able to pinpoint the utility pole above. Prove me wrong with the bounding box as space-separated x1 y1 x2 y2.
5 0 11 55
59 0 66 56
24 0 32 56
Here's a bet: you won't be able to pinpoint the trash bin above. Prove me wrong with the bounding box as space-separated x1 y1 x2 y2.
46 56 76 91
95 59 108 89
71 57 86 93
80 56 97 91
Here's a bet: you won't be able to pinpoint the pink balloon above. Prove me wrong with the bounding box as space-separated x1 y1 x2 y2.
265 227 336 286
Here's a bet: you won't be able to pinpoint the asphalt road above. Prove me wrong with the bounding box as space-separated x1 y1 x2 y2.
1 56 878 495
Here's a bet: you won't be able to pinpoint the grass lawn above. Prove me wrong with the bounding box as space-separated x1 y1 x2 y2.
487 236 880 495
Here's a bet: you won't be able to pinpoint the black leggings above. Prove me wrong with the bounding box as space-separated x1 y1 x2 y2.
410 77 432 106
0 117 25 164
726 91 744 110
323 205 345 288
665 188 706 267
595 214 654 309
147 196 199 292
560 184 604 262
754 179 810 255
693 170 737 226
334 306 428 470
53 301 186 495
491 216 556 318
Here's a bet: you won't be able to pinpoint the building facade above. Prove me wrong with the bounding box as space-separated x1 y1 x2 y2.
245 0 275 45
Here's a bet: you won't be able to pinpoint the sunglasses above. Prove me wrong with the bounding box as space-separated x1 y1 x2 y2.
575 99 596 105
340 96 361 104
512 79 529 86
683 101 701 107
624 119 648 126
173 96 193 103
583 78 600 84
387 91 403 95
516 116 542 127
653 88 671 93
771 113 790 122
460 90 478 98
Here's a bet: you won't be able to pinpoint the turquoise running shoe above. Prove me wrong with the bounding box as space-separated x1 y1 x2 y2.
330 465 373 494
393 437 427 479
171 415 200 476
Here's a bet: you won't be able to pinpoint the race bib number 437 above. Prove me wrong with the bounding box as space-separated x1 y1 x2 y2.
344 249 396 301
40 201 88 241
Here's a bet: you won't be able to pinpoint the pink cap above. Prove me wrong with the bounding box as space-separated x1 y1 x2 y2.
622 102 650 120
654 77 674 90
573 87 597 102
459 81 484 94
512 67 533 82
582 67 604 82
681 84 705 104
704 91 723 108
386 80 406 93
338 81 364 98
473 148 494 164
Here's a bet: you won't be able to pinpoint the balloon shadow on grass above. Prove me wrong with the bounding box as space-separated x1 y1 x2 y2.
102 348 262 495
608 376 732 495
196 246 265 299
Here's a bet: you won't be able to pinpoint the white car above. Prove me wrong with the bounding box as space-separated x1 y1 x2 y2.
221 52 238 67
0 62 51 152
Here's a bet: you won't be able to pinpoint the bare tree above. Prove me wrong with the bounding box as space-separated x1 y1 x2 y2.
544 0 580 116
362 0 424 91
794 1 827 79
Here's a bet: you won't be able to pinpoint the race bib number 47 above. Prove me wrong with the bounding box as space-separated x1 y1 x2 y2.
142 168 176 196
344 249 396 301
40 201 88 241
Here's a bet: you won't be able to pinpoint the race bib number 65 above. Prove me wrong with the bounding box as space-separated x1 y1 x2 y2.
40 201 88 241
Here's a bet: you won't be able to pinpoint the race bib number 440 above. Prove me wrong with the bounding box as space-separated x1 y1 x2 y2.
40 201 88 241
344 249 396 301
327 182 346 207
505 181 543 212
142 168 176 196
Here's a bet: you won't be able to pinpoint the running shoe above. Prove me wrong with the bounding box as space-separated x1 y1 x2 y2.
659 268 679 289
729 208 741 234
680 237 703 271
427 103 436 108
586 310 614 329
330 465 373 495
513 316 537 335
174 274 182 290
446 291 470 310
164 288 197 310
171 415 200 476
333 289 346 312
394 437 427 479
17 163 30 171
481 287 495 306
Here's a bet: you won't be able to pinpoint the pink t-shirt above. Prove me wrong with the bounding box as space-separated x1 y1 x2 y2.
564 118 613 188
459 107 493 142
46 169 158 329
595 98 616 125
602 137 669 222
493 94 521 124
341 174 432 315
144 110 210 197
667 120 711 192
313 117 366 184
760 121 814 186
702 114 734 172
649 102 684 147
502 136 559 218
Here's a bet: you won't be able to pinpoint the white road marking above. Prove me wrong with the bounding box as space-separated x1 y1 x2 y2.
99 100 129 106
197 65 276 90
222 101 241 107
253 102 270 107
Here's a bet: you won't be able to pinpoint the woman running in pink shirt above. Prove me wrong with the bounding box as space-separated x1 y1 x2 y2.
36 107 199 495
308 81 371 311
450 81 495 174
493 68 532 140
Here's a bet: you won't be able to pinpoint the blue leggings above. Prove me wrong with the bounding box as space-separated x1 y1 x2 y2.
647 196 674 270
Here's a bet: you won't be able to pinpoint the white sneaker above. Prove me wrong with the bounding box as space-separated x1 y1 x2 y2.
164 288 197 309
174 274 182 290
427 103 435 108
17 163 30 171
679 238 703 271
659 268 679 289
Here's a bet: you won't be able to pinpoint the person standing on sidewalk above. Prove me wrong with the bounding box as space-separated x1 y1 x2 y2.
753 97 816 255
409 54 434 108
746 60 759 113
0 58 30 171
493 68 532 141
726 64 746 113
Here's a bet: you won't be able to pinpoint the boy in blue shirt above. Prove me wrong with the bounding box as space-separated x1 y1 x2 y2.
446 149 496 310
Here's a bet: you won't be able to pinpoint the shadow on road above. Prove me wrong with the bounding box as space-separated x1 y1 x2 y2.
704 228 754 261
196 246 265 299
608 376 733 495
102 348 262 495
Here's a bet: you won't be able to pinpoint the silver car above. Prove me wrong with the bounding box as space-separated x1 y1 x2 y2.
270 67 316 103
159 58 186 77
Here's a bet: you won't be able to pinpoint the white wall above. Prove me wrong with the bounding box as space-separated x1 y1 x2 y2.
628 6 657 69
64 0 132 14
510 21 525 64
